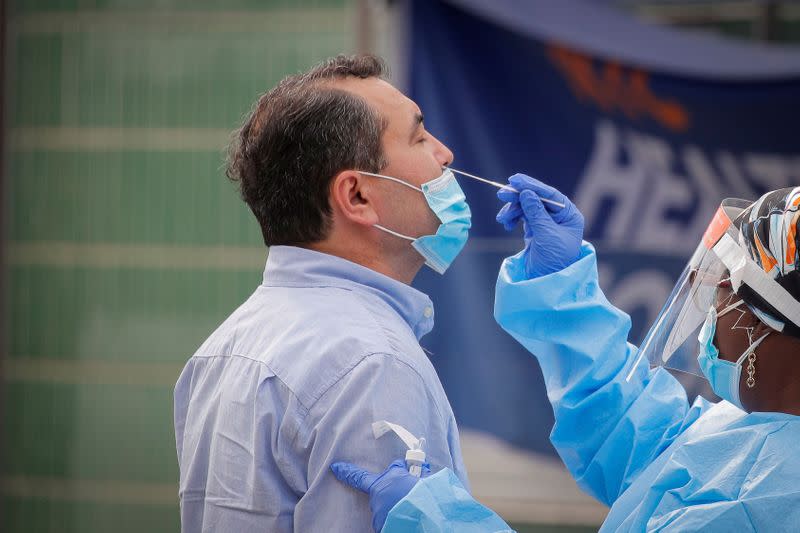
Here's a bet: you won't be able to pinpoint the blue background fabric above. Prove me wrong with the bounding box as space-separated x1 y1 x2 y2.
403 0 800 456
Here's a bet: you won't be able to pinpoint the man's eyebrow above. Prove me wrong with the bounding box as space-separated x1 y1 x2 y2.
409 112 424 139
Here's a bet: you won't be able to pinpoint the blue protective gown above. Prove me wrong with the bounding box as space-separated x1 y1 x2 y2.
382 243 800 532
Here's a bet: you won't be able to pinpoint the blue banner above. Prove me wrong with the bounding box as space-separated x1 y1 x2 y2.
406 0 800 456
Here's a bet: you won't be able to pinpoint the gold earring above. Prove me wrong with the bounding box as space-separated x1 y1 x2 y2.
746 352 756 389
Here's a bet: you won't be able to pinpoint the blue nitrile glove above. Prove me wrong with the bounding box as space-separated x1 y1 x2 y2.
330 459 431 532
496 173 584 278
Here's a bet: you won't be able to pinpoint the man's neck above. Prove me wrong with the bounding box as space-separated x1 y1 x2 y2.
304 240 421 285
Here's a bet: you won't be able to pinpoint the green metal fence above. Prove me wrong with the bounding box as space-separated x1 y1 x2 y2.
3 1 355 531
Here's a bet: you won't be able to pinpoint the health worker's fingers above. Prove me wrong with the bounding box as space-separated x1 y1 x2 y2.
497 186 519 204
496 202 524 231
509 174 567 213
519 190 549 223
330 462 379 494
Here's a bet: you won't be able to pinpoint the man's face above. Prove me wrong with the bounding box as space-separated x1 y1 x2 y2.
336 77 455 246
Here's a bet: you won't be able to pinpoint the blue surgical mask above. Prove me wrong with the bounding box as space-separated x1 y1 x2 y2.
359 168 472 274
697 301 770 410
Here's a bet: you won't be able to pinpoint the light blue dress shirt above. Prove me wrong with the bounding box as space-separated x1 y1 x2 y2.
174 245 468 532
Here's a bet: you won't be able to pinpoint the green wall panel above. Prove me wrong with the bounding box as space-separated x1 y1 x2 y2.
66 33 349 129
4 498 178 533
4 382 177 482
4 2 356 531
12 0 347 14
12 35 62 126
9 151 261 245
9 266 261 361
11 22 352 128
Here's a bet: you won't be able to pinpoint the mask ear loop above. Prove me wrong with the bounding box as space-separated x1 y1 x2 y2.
358 171 424 242
722 291 771 391
357 171 423 193
373 224 415 241
716 277 756 344
718 298 745 318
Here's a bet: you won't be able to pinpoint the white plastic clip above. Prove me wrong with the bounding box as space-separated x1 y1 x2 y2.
372 420 427 477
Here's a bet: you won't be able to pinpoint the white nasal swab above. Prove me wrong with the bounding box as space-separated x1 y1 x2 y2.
449 167 566 208
448 168 509 190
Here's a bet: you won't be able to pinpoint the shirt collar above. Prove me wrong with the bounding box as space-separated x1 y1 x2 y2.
262 246 435 339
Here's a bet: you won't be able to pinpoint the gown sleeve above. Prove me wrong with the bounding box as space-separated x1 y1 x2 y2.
494 242 708 505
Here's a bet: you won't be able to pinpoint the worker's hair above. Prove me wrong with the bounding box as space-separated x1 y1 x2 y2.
735 186 800 338
226 54 388 246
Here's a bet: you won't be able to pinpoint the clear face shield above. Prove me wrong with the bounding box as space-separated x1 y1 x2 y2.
628 198 800 381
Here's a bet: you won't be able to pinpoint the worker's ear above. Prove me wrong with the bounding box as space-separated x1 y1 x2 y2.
329 170 380 227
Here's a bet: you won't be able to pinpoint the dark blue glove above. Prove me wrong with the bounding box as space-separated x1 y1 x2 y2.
496 173 584 278
330 459 430 532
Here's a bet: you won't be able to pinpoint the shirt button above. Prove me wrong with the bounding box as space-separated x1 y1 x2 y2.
423 306 433 318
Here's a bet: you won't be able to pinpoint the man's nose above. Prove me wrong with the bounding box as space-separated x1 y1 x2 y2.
431 135 454 167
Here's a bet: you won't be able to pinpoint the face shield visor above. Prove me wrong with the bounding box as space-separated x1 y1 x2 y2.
628 197 800 380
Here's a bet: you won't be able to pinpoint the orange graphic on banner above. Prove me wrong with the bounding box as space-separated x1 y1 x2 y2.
547 44 690 132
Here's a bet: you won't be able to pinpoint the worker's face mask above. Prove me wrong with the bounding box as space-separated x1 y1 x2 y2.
358 168 472 274
697 300 771 410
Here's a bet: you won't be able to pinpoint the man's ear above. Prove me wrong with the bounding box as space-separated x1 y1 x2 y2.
329 170 379 227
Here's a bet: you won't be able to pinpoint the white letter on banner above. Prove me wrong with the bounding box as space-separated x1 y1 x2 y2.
745 154 800 191
574 120 648 244
717 151 756 198
629 133 692 253
682 145 731 246
576 119 799 255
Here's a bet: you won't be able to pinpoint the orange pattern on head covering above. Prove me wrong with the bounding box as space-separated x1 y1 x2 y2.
787 211 800 266
754 232 778 273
